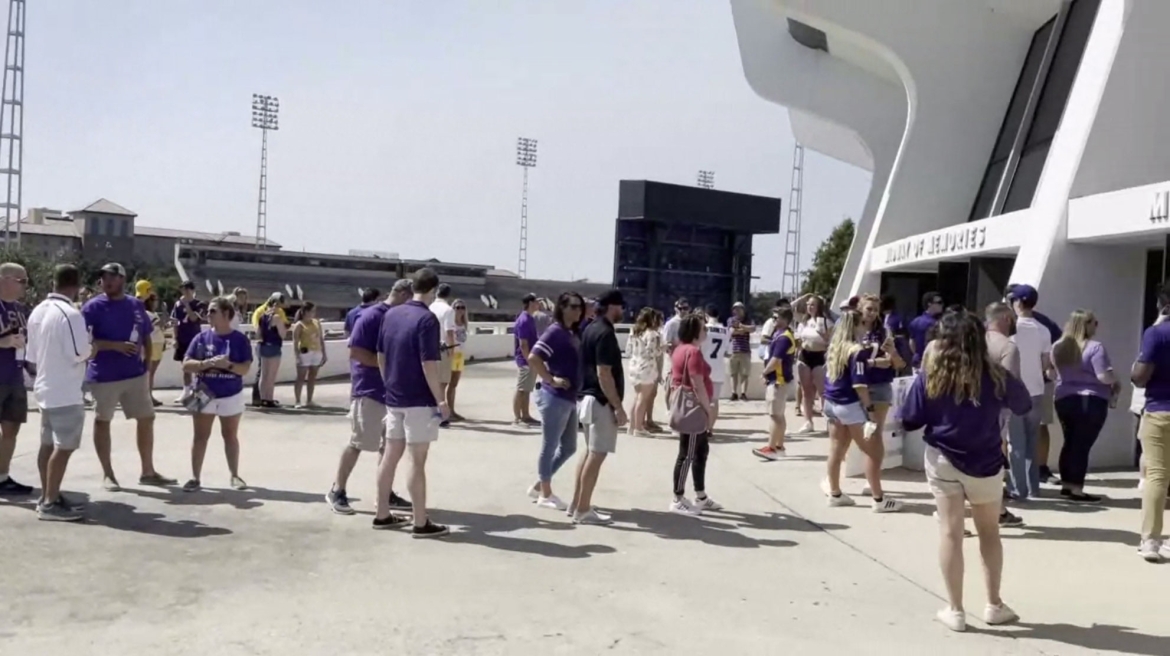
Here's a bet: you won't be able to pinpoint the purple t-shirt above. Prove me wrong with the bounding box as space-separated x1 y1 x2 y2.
378 299 441 408
348 302 389 402
513 311 538 368
345 302 372 335
861 324 896 386
765 332 795 385
1137 323 1170 412
0 299 27 386
531 323 580 402
185 329 253 398
83 294 152 383
908 313 938 368
900 368 1032 478
885 312 911 365
823 350 867 405
171 297 206 346
1055 340 1112 401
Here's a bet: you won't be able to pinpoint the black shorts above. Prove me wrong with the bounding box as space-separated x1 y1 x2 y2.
174 338 193 362
0 384 28 424
798 349 826 369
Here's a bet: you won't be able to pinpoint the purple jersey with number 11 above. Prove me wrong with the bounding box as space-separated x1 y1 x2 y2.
823 350 868 405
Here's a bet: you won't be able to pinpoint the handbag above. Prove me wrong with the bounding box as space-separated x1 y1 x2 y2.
669 349 709 435
180 379 215 414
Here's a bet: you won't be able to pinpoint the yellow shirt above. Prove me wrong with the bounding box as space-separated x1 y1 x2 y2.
296 319 322 352
251 304 288 328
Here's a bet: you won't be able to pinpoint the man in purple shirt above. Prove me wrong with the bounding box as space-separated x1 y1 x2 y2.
83 263 176 491
326 279 412 515
372 268 449 538
512 293 540 427
908 291 944 369
1131 280 1170 561
0 262 32 495
345 288 381 337
171 280 207 390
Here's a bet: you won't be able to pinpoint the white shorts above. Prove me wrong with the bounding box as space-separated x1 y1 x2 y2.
200 391 246 418
297 351 324 368
385 406 440 445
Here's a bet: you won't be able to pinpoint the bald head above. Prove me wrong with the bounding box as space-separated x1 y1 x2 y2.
0 262 26 302
985 301 1013 334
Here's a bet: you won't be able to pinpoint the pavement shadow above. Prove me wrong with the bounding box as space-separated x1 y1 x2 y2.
250 405 349 417
445 423 535 437
606 508 803 549
1001 524 1138 545
1008 622 1170 656
86 500 232 538
428 509 616 559
124 485 325 511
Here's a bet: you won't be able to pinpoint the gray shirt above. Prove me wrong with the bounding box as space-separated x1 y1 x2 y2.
986 330 1020 378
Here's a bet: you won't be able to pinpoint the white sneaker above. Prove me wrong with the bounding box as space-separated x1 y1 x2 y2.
983 603 1018 626
693 495 723 511
632 429 652 438
669 498 703 516
573 509 613 525
1138 539 1164 562
797 421 815 434
527 482 540 501
828 493 856 507
861 484 872 496
536 495 567 511
936 607 966 632
871 497 903 513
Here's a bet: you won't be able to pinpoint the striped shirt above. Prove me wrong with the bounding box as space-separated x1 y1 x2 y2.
729 317 753 354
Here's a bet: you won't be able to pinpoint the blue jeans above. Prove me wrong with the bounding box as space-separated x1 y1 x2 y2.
1007 394 1043 499
536 389 579 483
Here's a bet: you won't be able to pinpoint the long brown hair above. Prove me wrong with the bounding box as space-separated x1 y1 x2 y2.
1052 309 1096 369
632 307 656 336
924 311 1006 404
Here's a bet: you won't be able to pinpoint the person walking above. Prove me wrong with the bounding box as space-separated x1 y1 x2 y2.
1005 284 1054 501
254 292 288 408
985 302 1026 527
180 297 253 492
171 280 207 394
727 302 755 401
899 310 1029 632
701 305 729 431
447 299 469 421
25 264 92 521
1132 282 1170 561
326 279 412 515
0 262 31 497
429 284 457 427
292 302 326 409
83 262 176 491
755 308 796 460
525 292 585 510
512 293 540 427
372 268 449 538
857 294 905 492
142 292 166 407
569 289 627 525
794 295 833 434
669 313 721 516
1006 284 1064 485
627 307 663 437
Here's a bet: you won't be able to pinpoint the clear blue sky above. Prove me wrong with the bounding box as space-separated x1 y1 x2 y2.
29 0 870 289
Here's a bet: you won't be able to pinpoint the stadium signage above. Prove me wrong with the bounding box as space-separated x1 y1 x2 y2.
882 225 987 265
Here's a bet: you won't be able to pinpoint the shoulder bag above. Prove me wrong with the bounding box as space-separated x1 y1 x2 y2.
669 348 709 435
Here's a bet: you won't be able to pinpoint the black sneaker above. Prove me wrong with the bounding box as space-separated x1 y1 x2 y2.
326 487 355 515
439 419 451 428
730 393 739 402
411 520 450 539
372 514 409 530
999 510 1024 527
1039 469 1060 485
0 476 33 495
389 491 413 511
1061 489 1101 503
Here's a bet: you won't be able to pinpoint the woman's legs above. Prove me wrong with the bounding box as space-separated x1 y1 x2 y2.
148 359 161 402
798 362 815 429
447 370 462 416
969 499 1005 608
535 393 577 499
646 383 660 429
190 413 216 483
861 404 890 498
306 365 320 405
630 384 646 433
935 492 967 613
825 420 852 496
263 356 281 402
294 365 307 405
550 403 579 478
220 413 242 479
692 431 710 498
812 366 826 414
673 433 695 499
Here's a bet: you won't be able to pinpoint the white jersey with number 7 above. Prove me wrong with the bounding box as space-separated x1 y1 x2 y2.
703 321 729 383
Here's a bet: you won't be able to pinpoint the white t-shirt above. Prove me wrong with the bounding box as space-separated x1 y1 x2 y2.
429 299 456 345
1011 316 1052 397
662 315 682 351
703 321 730 383
796 316 833 350
25 293 92 409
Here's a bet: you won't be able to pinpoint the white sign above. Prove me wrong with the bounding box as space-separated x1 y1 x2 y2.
1067 181 1170 243
882 225 987 265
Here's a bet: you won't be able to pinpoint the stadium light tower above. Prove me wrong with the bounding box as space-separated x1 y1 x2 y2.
515 137 538 279
251 94 279 249
0 0 26 246
697 170 715 189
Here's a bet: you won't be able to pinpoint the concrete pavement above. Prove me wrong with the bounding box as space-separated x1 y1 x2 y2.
1 361 1167 655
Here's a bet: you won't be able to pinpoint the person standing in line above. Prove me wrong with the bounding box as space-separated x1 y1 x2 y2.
1005 284 1064 485
447 299 469 421
577 298 597 335
0 262 31 497
230 287 249 332
291 302 327 409
757 298 790 361
1131 281 1170 562
142 291 166 408
83 263 176 491
429 283 457 427
899 311 1028 632
701 305 729 431
755 308 796 460
180 297 254 492
512 293 541 427
326 279 412 515
857 295 905 489
533 298 553 336
661 297 690 411
626 307 663 438
255 292 288 408
525 292 585 510
25 265 92 520
794 295 833 435
908 291 945 373
985 302 1026 527
881 295 911 374
1004 284 1054 501
171 280 207 395
568 289 627 525
727 302 755 401
668 313 721 516
1051 310 1118 503
345 288 380 337
645 309 666 433
371 268 449 538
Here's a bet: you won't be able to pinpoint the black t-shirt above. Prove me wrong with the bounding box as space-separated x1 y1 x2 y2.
579 317 624 406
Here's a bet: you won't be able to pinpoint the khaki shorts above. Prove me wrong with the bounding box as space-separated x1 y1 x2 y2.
581 401 618 454
439 350 452 385
385 406 440 445
517 366 536 393
925 445 1002 505
765 382 792 418
91 375 155 422
729 352 751 379
350 396 387 452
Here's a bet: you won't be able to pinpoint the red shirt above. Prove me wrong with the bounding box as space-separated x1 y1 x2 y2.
671 342 714 399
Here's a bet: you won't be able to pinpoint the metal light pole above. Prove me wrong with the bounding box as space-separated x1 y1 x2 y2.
0 0 25 247
697 169 715 189
515 137 538 279
251 94 279 249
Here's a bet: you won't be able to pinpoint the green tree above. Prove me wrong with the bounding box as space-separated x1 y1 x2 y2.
0 247 59 304
801 218 855 299
749 290 785 321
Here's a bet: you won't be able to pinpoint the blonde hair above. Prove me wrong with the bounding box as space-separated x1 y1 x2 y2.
1052 309 1096 369
826 310 862 382
924 311 1006 404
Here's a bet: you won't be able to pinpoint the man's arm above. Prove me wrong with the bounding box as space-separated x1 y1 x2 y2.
519 337 533 364
350 347 378 367
597 365 624 415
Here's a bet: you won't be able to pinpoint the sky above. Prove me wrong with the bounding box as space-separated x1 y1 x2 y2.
29 0 871 290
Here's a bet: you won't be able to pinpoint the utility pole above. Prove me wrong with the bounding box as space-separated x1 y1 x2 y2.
782 144 805 296
515 137 538 279
251 94 279 249
0 0 25 246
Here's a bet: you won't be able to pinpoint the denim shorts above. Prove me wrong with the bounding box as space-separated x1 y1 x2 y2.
824 400 868 426
868 383 893 405
259 343 283 358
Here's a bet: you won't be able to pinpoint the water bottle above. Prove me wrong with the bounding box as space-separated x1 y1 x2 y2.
129 325 139 344
14 328 24 363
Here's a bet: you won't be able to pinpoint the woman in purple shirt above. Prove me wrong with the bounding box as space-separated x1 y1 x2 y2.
525 292 584 510
1052 310 1119 503
899 311 1031 632
858 295 905 473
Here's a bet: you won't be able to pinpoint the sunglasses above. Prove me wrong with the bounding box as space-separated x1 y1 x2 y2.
454 306 466 310
566 303 583 310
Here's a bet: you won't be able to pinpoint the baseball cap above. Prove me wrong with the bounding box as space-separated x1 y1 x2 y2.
597 289 625 308
521 293 538 305
134 279 153 300
732 301 745 310
180 280 196 290
268 291 285 305
100 262 126 277
1007 283 1039 305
